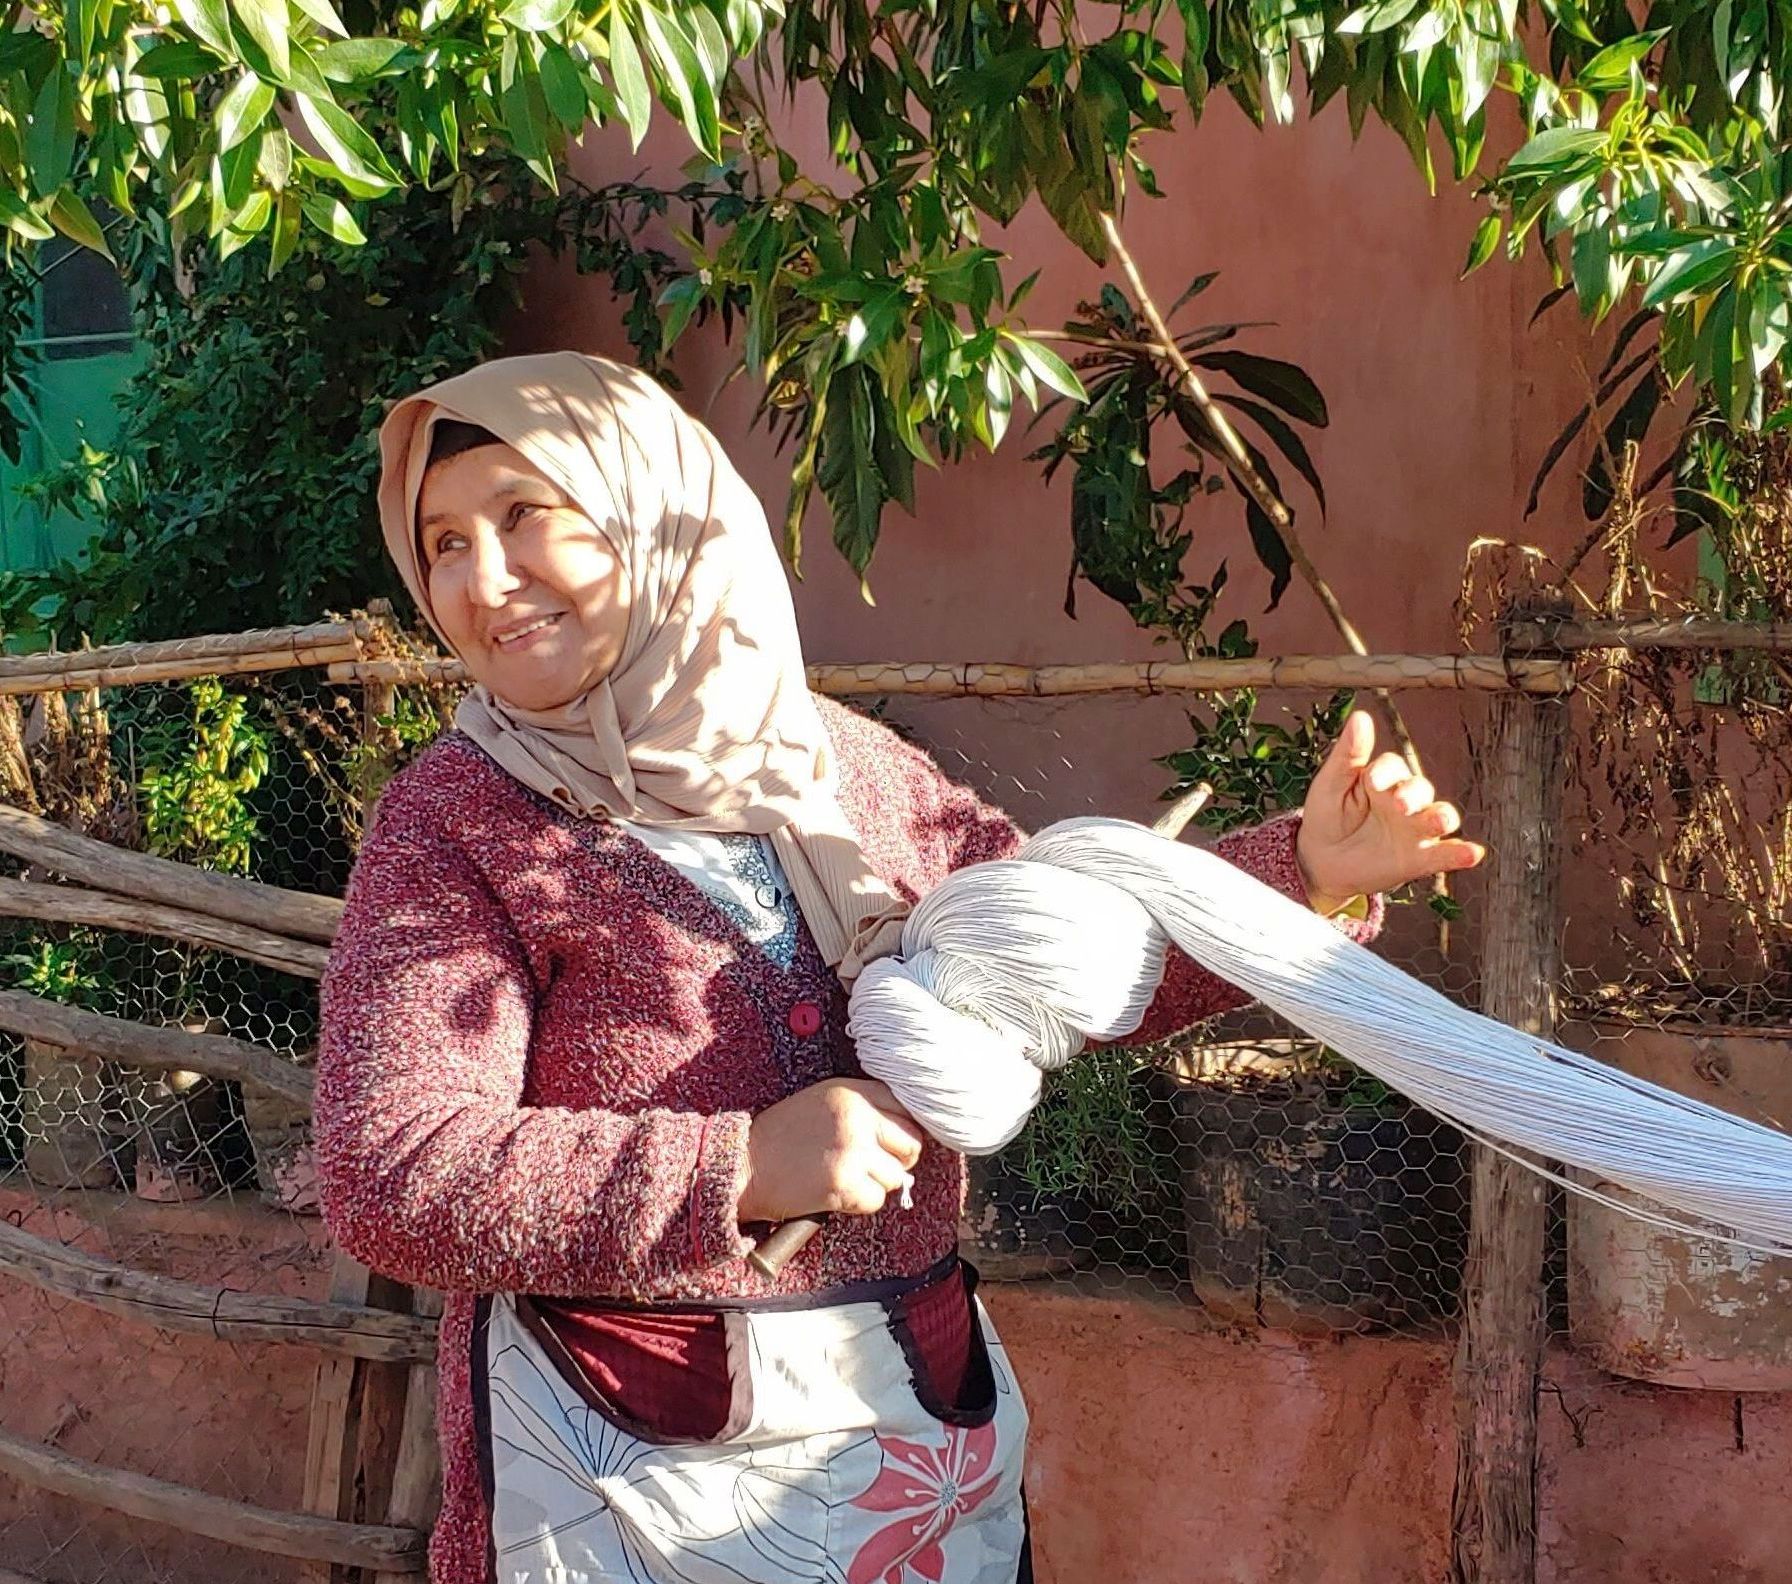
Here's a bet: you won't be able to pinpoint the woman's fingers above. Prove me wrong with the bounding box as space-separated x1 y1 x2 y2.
1413 800 1463 839
873 1108 926 1170
1364 753 1411 795
863 1152 914 1195
1421 836 1487 873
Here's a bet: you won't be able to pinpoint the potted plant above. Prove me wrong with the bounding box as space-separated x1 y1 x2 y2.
1147 685 1470 1333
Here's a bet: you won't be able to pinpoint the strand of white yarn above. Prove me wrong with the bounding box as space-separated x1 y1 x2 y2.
846 816 1792 1257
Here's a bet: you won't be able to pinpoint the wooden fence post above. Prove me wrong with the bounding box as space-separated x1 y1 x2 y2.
1450 608 1569 1584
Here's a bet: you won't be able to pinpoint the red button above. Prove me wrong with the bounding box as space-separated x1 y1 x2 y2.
787 1001 824 1038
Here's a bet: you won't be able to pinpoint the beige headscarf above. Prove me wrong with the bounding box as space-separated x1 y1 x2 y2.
376 351 906 980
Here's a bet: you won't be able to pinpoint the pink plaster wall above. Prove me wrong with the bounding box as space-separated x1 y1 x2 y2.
987 1281 1792 1584
6 1196 1789 1584
510 100 1603 850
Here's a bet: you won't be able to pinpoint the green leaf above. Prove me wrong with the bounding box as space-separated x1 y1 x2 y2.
47 190 113 258
1504 125 1604 173
0 189 53 241
1640 237 1740 307
289 0 348 35
25 67 76 198
1461 212 1502 276
268 187 301 272
1001 332 1088 402
1576 29 1666 92
818 364 889 578
637 3 720 159
257 125 293 186
1197 349 1329 426
130 39 220 77
657 273 703 350
1243 491 1293 608
502 0 576 29
498 42 555 184
315 38 416 81
300 190 365 243
1337 0 1421 34
216 72 275 150
232 0 291 81
296 92 401 190
1216 393 1328 516
538 42 588 128
608 13 652 149
172 0 232 57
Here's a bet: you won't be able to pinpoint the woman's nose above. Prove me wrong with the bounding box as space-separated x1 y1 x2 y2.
467 529 524 607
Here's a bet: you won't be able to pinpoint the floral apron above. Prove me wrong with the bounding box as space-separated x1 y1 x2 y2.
471 1258 1030 1584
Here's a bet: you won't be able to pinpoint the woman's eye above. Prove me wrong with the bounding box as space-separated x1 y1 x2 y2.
506 502 546 530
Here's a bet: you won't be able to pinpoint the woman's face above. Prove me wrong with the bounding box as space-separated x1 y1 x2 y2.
418 443 627 712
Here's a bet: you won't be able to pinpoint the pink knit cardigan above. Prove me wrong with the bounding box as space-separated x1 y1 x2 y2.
315 697 1381 1583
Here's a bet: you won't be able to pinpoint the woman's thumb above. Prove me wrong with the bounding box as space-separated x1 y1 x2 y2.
1312 710 1376 795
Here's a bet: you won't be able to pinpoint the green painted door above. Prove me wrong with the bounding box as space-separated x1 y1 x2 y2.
0 237 140 574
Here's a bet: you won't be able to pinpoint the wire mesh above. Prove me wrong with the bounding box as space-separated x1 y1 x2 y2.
0 666 366 1584
1550 644 1792 1389
873 687 1488 1336
4 632 1786 1581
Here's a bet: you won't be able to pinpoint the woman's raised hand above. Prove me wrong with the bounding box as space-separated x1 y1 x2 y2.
1296 710 1485 915
739 1078 925 1224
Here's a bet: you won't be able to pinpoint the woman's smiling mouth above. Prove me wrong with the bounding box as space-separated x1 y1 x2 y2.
492 613 565 649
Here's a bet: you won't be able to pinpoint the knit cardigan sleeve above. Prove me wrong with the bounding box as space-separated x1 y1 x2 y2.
923 771 1384 1047
314 824 751 1296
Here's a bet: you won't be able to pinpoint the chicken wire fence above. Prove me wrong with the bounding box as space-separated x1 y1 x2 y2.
0 666 371 1584
0 644 1781 1582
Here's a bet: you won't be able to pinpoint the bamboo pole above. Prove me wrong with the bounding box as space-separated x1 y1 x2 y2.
0 621 376 695
330 654 1576 696
0 878 329 978
0 802 343 943
0 991 313 1106
0 1428 424 1571
1508 616 1792 653
0 1221 435 1361
1450 612 1568 1584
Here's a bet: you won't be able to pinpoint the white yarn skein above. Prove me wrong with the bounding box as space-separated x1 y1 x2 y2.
848 816 1792 1256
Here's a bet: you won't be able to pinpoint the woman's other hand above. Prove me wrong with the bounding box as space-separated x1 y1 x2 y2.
1296 710 1486 915
739 1078 925 1224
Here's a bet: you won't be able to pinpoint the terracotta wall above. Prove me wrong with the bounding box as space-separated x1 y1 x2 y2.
511 100 1603 856
990 1280 1792 1584
7 1194 1789 1584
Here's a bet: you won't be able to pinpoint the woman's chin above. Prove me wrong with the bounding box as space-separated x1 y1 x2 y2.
472 653 584 713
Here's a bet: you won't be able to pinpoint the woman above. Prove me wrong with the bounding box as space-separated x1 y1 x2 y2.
316 352 1482 1584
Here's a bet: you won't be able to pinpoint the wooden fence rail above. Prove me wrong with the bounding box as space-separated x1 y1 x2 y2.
0 1429 425 1572
0 1221 434 1362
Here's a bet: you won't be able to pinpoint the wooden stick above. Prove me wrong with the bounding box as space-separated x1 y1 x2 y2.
1450 637 1566 1584
0 878 329 978
0 1220 435 1361
302 1256 417 1584
0 1427 425 1571
0 621 373 687
0 801 343 944
372 1289 446 1584
1509 616 1792 653
331 654 1575 696
0 991 313 1106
